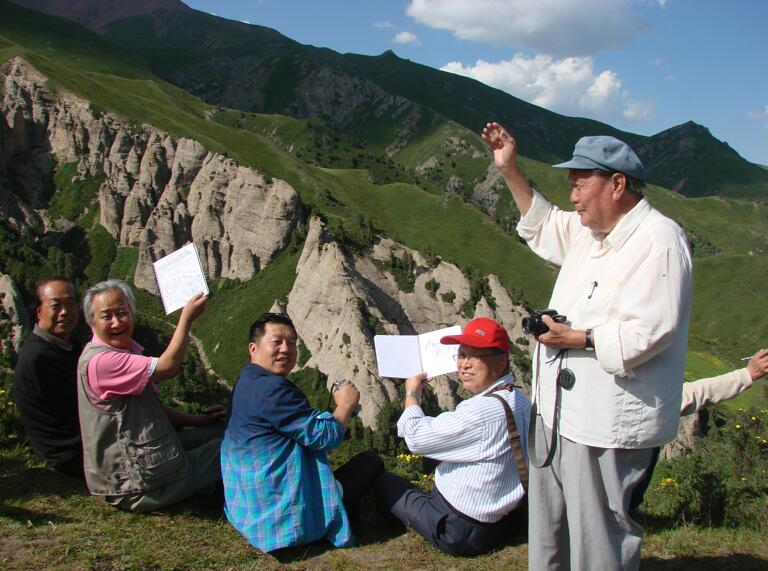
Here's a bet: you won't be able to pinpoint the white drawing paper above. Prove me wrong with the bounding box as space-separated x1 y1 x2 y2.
374 325 461 379
152 242 209 314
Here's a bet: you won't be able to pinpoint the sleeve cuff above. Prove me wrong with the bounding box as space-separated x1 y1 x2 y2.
147 357 159 378
516 190 552 240
734 367 754 388
592 324 630 377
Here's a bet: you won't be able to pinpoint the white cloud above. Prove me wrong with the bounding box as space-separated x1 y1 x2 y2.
623 100 654 121
747 105 768 120
393 31 421 46
442 54 652 123
747 105 768 130
374 21 395 29
406 0 649 57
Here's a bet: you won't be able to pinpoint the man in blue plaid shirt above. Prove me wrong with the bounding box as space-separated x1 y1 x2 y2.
221 313 383 552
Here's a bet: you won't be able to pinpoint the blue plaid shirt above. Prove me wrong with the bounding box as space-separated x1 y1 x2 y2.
221 364 354 552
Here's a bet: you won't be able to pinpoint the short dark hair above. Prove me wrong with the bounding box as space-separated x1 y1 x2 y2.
32 277 75 321
594 169 646 198
249 313 296 343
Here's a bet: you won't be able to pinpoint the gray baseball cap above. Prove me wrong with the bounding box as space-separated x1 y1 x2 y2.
553 136 645 181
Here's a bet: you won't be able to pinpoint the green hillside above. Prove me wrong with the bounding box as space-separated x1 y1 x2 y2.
1 0 766 386
80 2 768 201
1 4 768 565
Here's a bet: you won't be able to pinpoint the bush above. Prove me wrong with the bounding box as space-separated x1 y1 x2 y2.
643 407 768 529
424 278 439 298
297 338 312 367
440 290 456 304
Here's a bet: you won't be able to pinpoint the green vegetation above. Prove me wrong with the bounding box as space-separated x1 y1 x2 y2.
48 163 105 221
2 443 766 569
643 407 768 529
425 278 440 298
375 249 417 293
0 7 767 567
192 249 301 384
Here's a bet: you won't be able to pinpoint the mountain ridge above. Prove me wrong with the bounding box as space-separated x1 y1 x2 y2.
1 0 766 402
11 0 768 200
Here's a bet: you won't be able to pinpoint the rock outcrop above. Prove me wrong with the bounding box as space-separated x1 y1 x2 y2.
1 57 302 295
1 57 533 426
284 218 530 425
0 274 29 353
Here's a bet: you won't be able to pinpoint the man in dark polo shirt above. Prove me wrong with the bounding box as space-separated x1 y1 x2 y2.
13 277 83 477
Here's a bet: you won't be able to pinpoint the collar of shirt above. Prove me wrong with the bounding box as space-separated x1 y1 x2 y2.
33 324 74 351
477 374 514 397
603 198 651 252
89 332 144 355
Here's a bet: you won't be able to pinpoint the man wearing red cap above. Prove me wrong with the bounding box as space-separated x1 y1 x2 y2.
373 317 531 557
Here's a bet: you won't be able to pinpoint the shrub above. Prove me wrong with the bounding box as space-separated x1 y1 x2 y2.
425 278 440 298
440 290 456 304
643 407 768 529
297 338 312 367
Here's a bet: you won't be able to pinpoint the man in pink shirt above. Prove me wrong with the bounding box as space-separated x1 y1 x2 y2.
77 279 226 512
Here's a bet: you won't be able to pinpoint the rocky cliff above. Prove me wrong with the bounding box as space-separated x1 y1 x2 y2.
1 57 303 294
0 273 29 352
1 57 533 426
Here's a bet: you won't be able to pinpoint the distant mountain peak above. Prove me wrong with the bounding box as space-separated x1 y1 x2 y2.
10 0 190 31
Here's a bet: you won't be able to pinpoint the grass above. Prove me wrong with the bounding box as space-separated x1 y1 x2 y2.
191 247 302 383
1 446 766 570
4 0 766 344
2 0 767 401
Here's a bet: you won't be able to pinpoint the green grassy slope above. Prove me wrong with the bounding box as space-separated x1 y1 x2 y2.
2 446 767 569
2 0 766 388
83 3 768 200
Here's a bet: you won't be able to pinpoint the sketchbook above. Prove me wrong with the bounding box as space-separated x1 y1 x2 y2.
152 242 209 315
374 325 462 379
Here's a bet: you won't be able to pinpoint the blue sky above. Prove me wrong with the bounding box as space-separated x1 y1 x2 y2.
184 0 768 166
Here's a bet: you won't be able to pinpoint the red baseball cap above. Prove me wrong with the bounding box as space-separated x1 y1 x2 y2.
440 317 509 352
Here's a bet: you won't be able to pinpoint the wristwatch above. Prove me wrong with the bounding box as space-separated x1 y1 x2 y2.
585 329 595 351
405 391 422 403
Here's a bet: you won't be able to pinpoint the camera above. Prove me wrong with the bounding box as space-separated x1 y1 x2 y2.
522 309 567 336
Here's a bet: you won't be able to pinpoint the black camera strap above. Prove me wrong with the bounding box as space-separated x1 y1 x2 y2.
529 347 573 469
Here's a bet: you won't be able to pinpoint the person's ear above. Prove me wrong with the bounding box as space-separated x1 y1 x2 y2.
611 172 626 200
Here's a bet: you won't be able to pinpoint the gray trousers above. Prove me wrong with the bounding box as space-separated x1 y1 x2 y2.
528 416 654 571
106 423 224 513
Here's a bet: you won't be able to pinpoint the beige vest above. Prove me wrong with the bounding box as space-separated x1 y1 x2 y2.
77 342 188 496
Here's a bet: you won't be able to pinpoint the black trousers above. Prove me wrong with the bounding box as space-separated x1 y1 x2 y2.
334 451 385 519
374 472 526 557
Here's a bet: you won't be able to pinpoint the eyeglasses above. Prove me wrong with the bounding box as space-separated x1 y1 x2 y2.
456 350 503 363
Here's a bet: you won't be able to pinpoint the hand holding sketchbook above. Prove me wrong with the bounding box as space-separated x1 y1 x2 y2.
374 325 461 379
152 242 209 314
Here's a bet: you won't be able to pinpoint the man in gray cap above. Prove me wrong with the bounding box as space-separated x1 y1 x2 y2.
481 123 692 570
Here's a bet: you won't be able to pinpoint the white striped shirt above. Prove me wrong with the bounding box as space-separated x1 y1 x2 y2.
397 375 531 523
